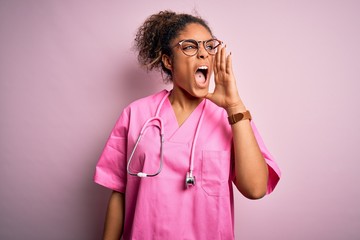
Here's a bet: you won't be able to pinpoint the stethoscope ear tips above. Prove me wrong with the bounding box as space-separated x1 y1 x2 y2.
186 171 196 188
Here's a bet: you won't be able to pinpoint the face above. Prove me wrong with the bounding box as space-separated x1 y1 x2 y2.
163 23 215 99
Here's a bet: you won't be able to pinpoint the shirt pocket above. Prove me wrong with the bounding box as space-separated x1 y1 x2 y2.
201 150 231 197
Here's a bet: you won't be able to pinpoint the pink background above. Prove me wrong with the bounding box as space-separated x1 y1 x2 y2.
1 1 359 239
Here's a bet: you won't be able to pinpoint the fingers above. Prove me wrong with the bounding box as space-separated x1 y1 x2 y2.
214 44 231 74
214 45 221 75
216 44 226 71
226 52 233 74
220 45 227 71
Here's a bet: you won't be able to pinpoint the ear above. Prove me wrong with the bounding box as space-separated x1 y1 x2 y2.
162 54 172 71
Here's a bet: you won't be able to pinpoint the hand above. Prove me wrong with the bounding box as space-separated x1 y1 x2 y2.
206 45 245 112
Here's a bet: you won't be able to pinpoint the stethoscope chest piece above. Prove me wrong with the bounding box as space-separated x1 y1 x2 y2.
185 171 196 188
127 91 206 191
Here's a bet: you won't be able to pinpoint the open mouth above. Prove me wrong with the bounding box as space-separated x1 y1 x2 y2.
195 66 208 85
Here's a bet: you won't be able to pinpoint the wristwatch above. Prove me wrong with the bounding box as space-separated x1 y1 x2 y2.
227 110 252 125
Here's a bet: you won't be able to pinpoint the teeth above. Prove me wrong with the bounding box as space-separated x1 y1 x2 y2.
198 66 208 70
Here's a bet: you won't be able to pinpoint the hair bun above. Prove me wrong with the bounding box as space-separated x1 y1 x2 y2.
134 10 211 82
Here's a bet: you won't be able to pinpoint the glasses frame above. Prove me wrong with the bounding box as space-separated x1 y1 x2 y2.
174 38 223 56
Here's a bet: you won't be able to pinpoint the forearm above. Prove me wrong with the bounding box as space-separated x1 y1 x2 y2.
227 104 269 199
103 191 125 240
205 44 269 198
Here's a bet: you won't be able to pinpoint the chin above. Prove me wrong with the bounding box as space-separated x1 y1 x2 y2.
192 87 209 99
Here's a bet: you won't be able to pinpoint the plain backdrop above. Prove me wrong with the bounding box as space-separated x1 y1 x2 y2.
1 0 359 239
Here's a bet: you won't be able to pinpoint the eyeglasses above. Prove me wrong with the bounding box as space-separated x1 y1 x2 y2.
175 39 223 56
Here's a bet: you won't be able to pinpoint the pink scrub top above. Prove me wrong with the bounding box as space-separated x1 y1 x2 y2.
94 90 281 240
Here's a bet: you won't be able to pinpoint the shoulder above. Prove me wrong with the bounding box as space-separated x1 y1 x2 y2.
202 99 230 132
122 89 169 118
204 99 228 118
127 90 168 108
110 90 168 133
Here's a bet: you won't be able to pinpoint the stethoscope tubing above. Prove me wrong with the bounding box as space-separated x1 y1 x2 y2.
127 117 164 177
126 91 206 185
127 92 169 178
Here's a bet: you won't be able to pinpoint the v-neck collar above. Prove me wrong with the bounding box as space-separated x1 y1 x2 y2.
161 91 206 143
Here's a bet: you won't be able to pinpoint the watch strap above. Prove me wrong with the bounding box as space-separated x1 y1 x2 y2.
227 110 252 125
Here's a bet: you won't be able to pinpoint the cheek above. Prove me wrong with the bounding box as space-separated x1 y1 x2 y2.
172 60 192 78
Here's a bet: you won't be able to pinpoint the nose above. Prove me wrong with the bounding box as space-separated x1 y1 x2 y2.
197 42 209 59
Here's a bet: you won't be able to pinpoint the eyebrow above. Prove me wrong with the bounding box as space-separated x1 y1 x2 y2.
178 38 215 42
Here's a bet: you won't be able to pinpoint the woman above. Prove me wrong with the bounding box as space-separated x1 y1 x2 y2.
94 10 281 240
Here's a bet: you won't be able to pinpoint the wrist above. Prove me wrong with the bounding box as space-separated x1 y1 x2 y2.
225 102 247 115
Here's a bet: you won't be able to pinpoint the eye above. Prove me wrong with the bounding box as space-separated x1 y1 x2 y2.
205 44 215 50
181 40 198 51
205 40 218 50
182 45 195 50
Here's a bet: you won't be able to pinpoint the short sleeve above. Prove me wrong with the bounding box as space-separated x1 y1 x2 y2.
93 109 129 193
250 121 281 194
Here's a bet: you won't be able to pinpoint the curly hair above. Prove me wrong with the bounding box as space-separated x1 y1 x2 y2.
134 10 212 82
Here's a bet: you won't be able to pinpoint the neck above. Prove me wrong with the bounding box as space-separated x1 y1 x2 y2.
169 87 203 111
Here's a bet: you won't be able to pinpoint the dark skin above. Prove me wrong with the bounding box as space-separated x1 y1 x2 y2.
162 23 269 198
102 23 268 240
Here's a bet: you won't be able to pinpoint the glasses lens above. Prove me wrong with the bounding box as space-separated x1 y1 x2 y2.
180 40 198 56
205 39 221 54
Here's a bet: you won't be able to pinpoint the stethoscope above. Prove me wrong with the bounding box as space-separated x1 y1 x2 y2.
127 91 206 188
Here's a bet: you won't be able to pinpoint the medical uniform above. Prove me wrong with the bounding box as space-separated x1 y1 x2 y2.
94 90 281 240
